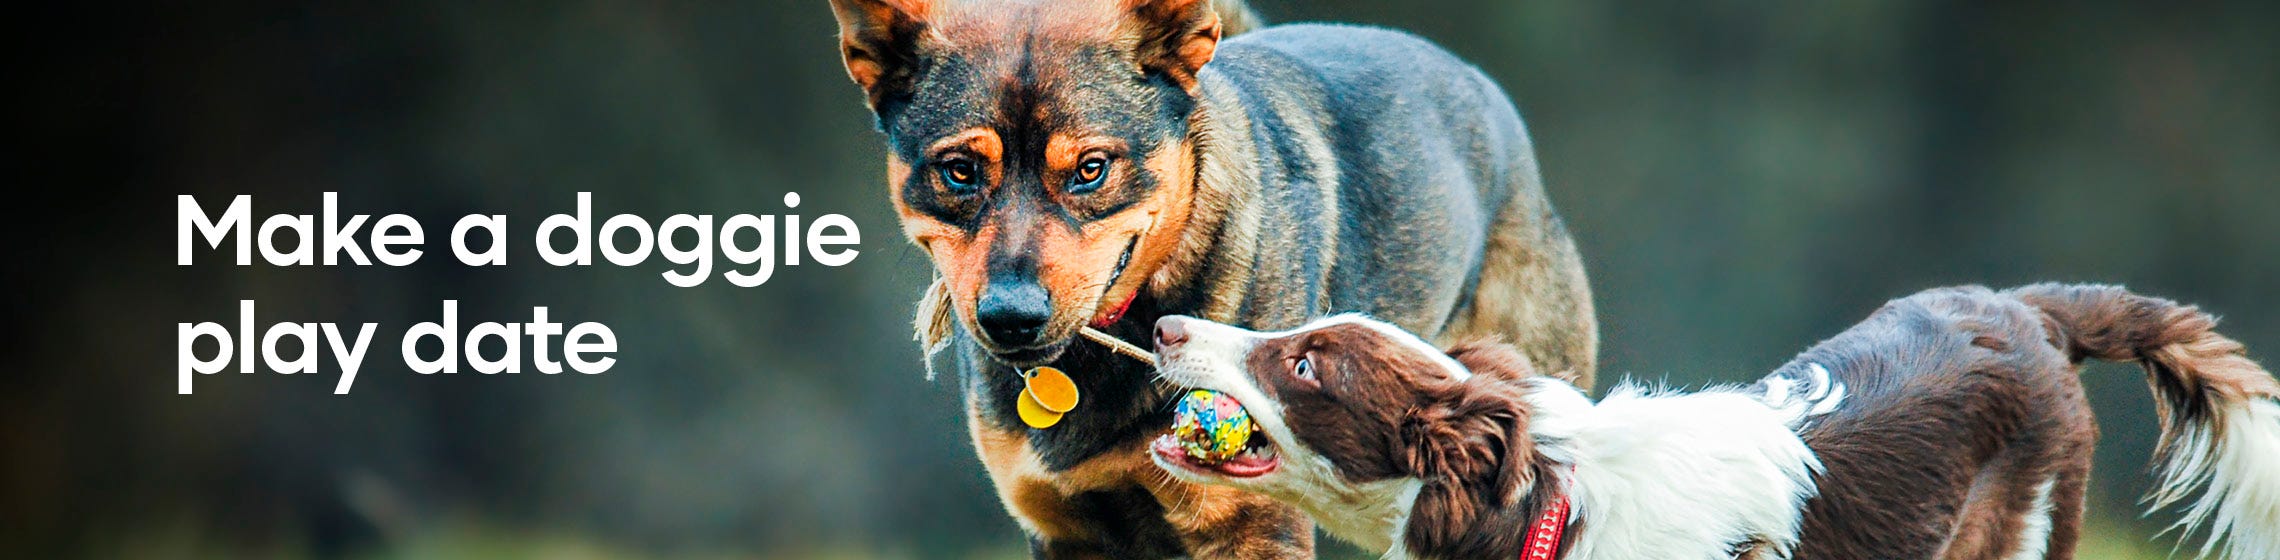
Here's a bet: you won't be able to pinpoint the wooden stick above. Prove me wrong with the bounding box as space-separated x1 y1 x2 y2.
1079 327 1157 366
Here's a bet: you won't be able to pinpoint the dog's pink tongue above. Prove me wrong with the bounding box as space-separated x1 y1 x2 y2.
1214 452 1278 477
1152 434 1280 478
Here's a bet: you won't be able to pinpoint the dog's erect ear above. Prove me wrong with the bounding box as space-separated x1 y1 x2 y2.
828 0 932 106
1401 379 1534 549
1122 0 1223 90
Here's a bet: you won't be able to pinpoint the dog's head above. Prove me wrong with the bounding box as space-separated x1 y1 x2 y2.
1148 314 1565 551
829 0 1223 365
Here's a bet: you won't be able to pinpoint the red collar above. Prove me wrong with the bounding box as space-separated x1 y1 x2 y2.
1521 490 1571 560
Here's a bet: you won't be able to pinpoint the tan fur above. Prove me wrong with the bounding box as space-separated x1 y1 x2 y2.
891 127 998 269
886 1 1282 350
1148 79 1261 323
1212 0 1264 37
1038 204 1155 330
1438 194 1599 388
1115 0 1224 91
904 217 993 342
828 0 938 104
1161 70 1353 330
1106 138 1198 316
970 413 1096 540
892 125 1197 352
968 399 1306 558
1141 472 1315 558
1058 136 1198 327
879 13 1218 353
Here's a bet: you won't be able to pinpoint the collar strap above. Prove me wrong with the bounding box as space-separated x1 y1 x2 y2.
1520 485 1571 560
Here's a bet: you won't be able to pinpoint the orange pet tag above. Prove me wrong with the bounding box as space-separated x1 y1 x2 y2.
1018 367 1082 429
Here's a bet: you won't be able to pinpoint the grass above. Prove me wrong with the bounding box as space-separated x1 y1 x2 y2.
65 512 2193 559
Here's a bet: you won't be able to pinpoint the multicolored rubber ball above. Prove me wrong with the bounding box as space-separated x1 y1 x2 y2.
1171 389 1255 464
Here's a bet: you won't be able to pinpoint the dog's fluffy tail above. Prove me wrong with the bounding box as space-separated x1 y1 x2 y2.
2010 283 2280 558
1214 0 1265 36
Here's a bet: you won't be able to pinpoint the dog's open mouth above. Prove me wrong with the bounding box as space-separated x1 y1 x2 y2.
1152 433 1279 478
1151 389 1280 478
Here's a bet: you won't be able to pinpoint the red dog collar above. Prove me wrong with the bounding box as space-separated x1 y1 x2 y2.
1521 488 1571 560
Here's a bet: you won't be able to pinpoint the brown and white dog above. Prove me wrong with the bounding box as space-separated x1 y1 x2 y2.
1149 283 2280 559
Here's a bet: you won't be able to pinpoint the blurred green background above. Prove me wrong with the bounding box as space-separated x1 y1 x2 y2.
11 1 2276 558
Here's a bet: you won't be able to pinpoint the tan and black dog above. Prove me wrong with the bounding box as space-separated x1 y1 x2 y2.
826 0 1598 557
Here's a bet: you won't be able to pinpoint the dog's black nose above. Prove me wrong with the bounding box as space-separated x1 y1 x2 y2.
977 281 1052 347
1155 316 1189 351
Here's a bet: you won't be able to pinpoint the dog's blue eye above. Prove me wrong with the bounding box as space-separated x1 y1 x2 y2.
1068 156 1111 194
938 159 981 193
1293 357 1316 382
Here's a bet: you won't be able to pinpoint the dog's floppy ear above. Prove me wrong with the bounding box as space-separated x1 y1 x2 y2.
1122 0 1223 90
1400 378 1535 548
1448 340 1586 386
1444 341 1537 382
828 0 932 107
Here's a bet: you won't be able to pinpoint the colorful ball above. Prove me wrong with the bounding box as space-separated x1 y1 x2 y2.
1172 389 1255 464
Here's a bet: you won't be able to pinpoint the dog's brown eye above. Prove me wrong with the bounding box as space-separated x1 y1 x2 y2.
1293 356 1316 382
1069 155 1111 194
938 158 981 193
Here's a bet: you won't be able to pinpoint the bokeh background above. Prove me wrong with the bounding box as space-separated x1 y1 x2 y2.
12 1 2277 558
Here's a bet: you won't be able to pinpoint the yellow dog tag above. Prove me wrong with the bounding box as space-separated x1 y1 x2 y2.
1018 367 1081 429
1025 367 1081 412
1016 389 1063 429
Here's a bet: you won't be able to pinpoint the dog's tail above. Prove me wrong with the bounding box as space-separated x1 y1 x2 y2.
1213 0 1265 36
2010 283 2280 558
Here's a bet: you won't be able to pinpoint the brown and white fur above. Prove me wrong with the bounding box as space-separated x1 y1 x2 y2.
1149 283 2280 559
